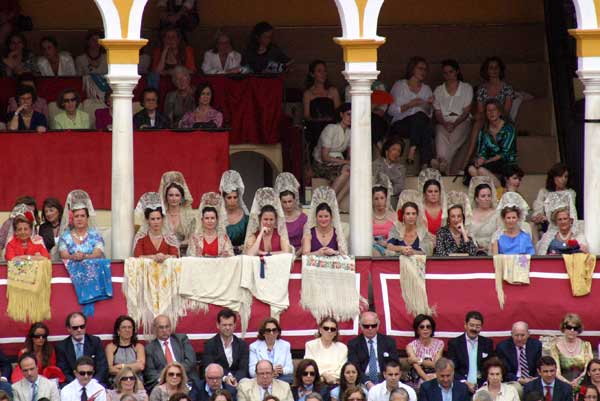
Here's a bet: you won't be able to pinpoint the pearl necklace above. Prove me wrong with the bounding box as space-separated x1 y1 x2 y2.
374 212 387 220
74 230 88 242
564 338 579 354
557 231 571 241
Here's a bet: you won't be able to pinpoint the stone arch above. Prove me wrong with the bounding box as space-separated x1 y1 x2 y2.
571 0 599 29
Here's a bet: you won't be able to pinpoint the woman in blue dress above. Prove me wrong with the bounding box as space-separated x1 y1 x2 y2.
491 192 535 255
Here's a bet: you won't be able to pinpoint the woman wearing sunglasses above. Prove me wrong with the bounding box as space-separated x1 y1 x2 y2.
149 362 189 401
51 88 91 129
107 367 148 401
249 317 293 383
304 317 347 385
292 359 329 401
406 314 443 389
550 313 593 388
11 322 64 383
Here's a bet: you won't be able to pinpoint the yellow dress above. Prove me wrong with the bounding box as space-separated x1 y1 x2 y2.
550 340 593 382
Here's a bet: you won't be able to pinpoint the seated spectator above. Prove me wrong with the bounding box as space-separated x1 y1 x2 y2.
159 171 197 255
550 313 593 387
420 172 447 236
76 30 108 75
467 99 516 188
418 359 469 401
303 60 341 151
179 83 223 129
243 21 292 74
134 88 171 129
149 362 189 401
388 389 410 401
330 363 366 401
144 315 199 390
202 308 249 386
133 192 180 260
582 359 600 389
343 388 366 401
302 187 347 256
532 163 577 225
7 85 48 132
274 172 308 255
499 165 525 199
406 314 444 389
537 191 587 255
58 191 105 261
12 352 60 401
468 178 498 255
434 205 477 256
495 321 541 384
157 0 199 35
52 89 91 129
220 170 250 254
465 57 515 162
237 360 293 401
164 66 196 127
7 72 49 118
202 32 242 74
38 197 63 258
372 138 406 206
432 59 473 175
105 316 146 385
55 312 109 385
4 214 49 261
11 322 64 383
475 358 518 401
244 188 293 256
292 359 329 401
578 386 600 401
0 196 40 250
388 57 434 167
367 360 416 401
522 356 572 401
199 365 237 401
36 36 76 76
152 27 196 76
370 81 393 152
491 204 535 255
304 317 347 385
312 103 351 205
107 368 148 401
60 356 107 401
371 183 396 256
188 192 234 257
249 318 293 383
0 32 36 77
95 89 113 130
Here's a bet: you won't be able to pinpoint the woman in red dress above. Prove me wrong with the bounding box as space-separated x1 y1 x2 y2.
11 322 65 383
4 214 49 261
187 192 233 257
133 192 179 262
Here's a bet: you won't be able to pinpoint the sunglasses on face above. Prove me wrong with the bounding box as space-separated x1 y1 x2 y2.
32 334 48 339
264 328 279 334
77 371 94 376
419 324 432 330
71 324 86 331
321 326 337 332
120 376 136 382
362 324 378 329
302 371 316 377
63 97 77 103
167 372 182 378
565 324 580 331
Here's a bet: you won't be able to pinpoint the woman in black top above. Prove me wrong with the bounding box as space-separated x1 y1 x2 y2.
38 197 63 254
243 21 292 74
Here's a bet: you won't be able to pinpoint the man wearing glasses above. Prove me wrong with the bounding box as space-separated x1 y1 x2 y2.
60 356 106 401
198 364 237 401
56 312 108 386
348 311 399 388
237 360 293 401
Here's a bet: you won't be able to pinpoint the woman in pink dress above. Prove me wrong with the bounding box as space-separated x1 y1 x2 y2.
406 314 444 390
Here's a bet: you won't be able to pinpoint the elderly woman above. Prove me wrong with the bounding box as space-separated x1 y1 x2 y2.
202 32 241 74
4 214 49 261
551 313 593 387
302 186 347 256
52 88 91 129
107 367 148 401
105 316 146 385
243 21 292 74
386 198 433 256
7 85 48 132
304 317 348 385
11 322 64 383
406 314 444 388
491 205 535 255
133 192 179 260
372 180 396 256
312 103 351 204
159 171 196 254
532 163 577 225
152 27 196 75
537 192 587 255
36 36 76 76
249 317 293 383
275 173 308 254
432 59 473 175
7 73 49 118
178 83 223 129
468 178 498 255
1 32 35 77
434 205 477 256
372 138 407 204
75 30 108 76
244 188 292 256
220 170 250 254
133 88 171 129
467 99 516 187
0 196 40 250
330 362 366 401
292 359 330 401
164 66 196 127
475 358 519 401
388 56 434 167
188 192 233 257
149 362 188 401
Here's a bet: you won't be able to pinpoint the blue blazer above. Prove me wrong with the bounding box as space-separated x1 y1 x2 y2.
496 338 542 381
249 339 294 377
523 378 573 401
419 379 470 401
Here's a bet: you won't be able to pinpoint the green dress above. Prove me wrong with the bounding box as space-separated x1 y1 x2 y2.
226 214 249 249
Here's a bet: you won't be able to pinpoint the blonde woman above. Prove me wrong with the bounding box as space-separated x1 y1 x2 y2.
107 367 148 401
149 362 189 401
551 313 593 387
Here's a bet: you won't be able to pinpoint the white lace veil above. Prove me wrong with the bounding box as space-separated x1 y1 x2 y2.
387 189 433 255
132 192 179 252
306 186 347 255
274 172 301 208
158 171 194 210
59 189 97 234
219 170 249 214
6 203 38 243
490 191 532 250
373 171 394 213
536 191 585 255
447 190 473 227
243 187 290 247
468 176 498 209
418 168 448 222
197 192 229 238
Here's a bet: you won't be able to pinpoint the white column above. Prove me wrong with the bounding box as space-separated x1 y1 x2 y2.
579 70 600 254
107 66 139 259
344 71 379 256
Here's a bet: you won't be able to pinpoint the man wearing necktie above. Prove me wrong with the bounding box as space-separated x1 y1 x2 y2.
12 353 59 401
59 356 106 401
523 357 572 401
237 360 293 401
496 321 542 386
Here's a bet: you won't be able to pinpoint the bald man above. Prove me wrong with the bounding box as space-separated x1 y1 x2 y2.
496 321 541 384
237 360 293 401
347 311 399 388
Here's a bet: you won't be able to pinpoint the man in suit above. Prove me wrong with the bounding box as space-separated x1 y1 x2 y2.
347 311 399 389
55 312 108 386
198 363 238 401
419 358 470 401
523 356 573 401
144 314 199 389
13 353 59 401
447 310 493 392
496 321 542 385
203 308 249 386
237 360 293 401
367 360 417 401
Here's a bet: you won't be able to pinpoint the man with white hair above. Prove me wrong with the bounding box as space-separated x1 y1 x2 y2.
199 363 237 401
496 321 541 384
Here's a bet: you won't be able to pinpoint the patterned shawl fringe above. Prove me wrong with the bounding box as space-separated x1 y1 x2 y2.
7 259 52 322
399 255 435 316
563 253 596 296
493 254 531 309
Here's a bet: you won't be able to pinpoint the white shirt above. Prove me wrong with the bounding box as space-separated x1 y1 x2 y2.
60 378 106 401
37 52 77 76
388 79 433 123
259 384 273 400
160 338 178 362
476 383 519 401
433 81 473 122
364 336 379 375
221 336 234 367
367 381 417 401
304 339 348 381
201 50 242 74
312 123 351 163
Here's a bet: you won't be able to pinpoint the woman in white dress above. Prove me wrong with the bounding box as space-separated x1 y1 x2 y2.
468 176 498 255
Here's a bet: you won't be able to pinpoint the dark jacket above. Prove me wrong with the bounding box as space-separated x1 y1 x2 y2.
523 378 573 401
292 385 330 401
0 350 11 383
55 334 109 385
38 222 57 251
347 333 399 384
144 333 199 388
419 379 470 401
202 335 249 382
198 380 238 401
447 333 494 384
496 337 542 382
133 109 171 129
